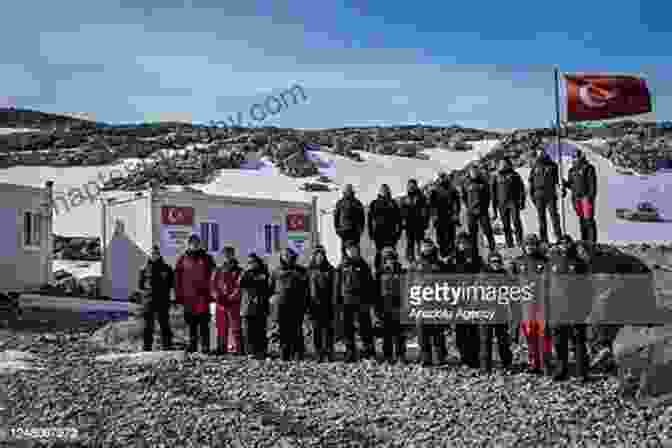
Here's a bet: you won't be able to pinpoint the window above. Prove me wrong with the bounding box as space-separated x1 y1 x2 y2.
23 211 42 248
200 222 220 253
264 224 282 254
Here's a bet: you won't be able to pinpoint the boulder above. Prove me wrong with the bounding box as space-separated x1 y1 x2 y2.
95 350 186 365
0 350 44 374
89 308 187 349
614 325 672 403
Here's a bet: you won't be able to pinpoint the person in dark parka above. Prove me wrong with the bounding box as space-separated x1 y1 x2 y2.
413 239 449 367
491 158 526 248
139 245 174 351
175 234 217 354
564 150 598 243
270 247 309 361
400 178 430 263
368 184 402 273
240 253 272 359
428 171 461 258
453 232 486 367
376 246 407 364
307 245 336 362
334 243 375 362
479 251 513 372
548 235 590 381
529 147 562 244
334 184 366 260
462 165 496 256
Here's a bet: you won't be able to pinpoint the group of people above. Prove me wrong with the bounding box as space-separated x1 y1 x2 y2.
137 147 601 382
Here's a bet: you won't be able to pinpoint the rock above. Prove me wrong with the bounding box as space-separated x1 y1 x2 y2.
614 325 672 401
0 350 44 374
95 350 186 365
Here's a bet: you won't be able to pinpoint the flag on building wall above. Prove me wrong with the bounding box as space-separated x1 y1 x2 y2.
565 74 652 122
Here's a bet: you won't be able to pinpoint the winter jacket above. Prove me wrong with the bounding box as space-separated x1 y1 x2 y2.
335 256 374 305
138 257 174 307
334 196 366 238
307 259 336 317
240 267 271 317
491 167 525 210
377 261 406 314
174 249 216 314
211 259 243 307
367 194 402 243
399 190 429 234
410 254 448 274
428 181 461 225
565 159 597 199
461 176 491 215
529 154 559 200
453 251 484 274
270 260 309 310
547 251 591 325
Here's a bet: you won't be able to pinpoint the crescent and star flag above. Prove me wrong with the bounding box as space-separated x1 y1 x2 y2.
161 206 194 226
286 212 308 232
564 74 652 122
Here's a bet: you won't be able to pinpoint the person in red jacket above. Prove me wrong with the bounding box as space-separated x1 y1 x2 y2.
211 246 244 355
174 234 216 353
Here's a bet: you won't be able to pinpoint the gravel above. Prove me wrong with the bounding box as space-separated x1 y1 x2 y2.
1 326 672 447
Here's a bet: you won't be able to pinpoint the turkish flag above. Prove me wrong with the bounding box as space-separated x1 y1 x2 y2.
161 206 194 225
286 213 307 232
565 74 652 122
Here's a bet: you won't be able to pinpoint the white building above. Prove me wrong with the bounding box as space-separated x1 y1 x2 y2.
0 181 53 293
100 185 318 301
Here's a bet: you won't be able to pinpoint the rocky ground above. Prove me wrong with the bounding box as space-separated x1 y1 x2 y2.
1 308 672 447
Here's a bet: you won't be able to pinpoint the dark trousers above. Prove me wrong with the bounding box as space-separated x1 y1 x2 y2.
184 311 210 353
467 212 495 254
405 229 425 263
242 315 267 358
382 311 406 361
499 203 524 248
479 324 513 371
311 312 334 359
143 302 172 351
278 304 304 361
342 303 374 359
455 323 480 366
554 324 588 377
417 323 447 365
435 220 457 258
579 219 597 243
373 239 398 273
533 197 562 243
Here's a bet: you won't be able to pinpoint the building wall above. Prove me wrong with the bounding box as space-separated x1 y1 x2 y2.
0 184 50 291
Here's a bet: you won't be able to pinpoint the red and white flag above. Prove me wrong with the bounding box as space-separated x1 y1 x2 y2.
564 73 652 122
161 206 194 226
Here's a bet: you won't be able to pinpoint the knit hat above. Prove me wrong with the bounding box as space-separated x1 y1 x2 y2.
188 234 200 243
524 234 540 245
381 246 397 259
313 245 326 255
488 252 503 263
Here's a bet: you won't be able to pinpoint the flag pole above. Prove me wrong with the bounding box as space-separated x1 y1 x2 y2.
554 67 567 235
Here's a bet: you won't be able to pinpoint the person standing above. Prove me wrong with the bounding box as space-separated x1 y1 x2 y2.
175 234 216 354
510 234 553 374
479 251 514 372
564 150 598 243
240 253 271 359
548 235 590 381
413 239 450 367
367 184 402 273
400 178 430 263
334 243 375 362
377 246 407 364
307 245 336 362
270 248 309 361
491 158 526 248
453 233 486 368
529 147 563 244
210 247 243 355
428 171 461 258
138 245 174 351
462 165 496 256
334 184 366 260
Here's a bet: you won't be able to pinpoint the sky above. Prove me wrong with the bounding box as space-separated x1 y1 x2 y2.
2 0 671 130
